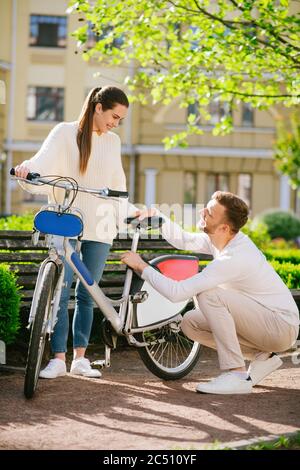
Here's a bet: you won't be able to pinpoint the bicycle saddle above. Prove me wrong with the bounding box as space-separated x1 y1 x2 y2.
124 216 164 229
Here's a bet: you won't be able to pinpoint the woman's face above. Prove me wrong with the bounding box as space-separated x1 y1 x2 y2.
93 103 128 133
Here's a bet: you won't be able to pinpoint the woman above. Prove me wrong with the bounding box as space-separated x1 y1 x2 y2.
15 86 132 379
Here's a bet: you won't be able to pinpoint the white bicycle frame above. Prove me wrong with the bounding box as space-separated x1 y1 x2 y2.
36 228 189 340
20 175 190 368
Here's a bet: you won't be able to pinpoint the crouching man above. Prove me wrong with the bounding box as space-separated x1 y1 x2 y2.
121 191 299 395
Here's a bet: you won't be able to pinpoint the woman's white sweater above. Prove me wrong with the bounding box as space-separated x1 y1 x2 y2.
20 121 135 244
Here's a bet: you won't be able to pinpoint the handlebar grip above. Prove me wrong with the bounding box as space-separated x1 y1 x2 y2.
124 216 165 229
10 168 40 181
124 216 139 224
105 189 128 198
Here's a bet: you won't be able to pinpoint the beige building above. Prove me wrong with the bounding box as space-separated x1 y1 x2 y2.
0 0 13 214
0 0 298 223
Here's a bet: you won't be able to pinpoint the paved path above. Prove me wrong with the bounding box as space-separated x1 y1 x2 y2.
0 348 299 450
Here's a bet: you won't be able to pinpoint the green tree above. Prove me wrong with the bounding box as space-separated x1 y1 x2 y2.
274 108 300 190
69 0 300 147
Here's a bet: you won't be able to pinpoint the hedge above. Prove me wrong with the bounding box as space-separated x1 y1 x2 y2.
0 212 34 231
264 249 300 265
270 261 300 289
0 264 21 344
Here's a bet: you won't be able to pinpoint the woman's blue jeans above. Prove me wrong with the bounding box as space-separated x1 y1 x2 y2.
51 240 111 353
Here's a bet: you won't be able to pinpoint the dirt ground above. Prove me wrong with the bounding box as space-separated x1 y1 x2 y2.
0 345 300 450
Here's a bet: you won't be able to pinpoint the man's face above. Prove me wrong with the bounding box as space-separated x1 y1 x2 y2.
199 199 228 235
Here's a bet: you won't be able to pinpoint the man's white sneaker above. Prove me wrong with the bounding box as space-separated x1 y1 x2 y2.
196 372 252 395
70 357 102 378
39 358 67 379
248 353 283 386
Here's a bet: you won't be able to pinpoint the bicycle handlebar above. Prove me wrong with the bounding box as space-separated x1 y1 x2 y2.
10 167 41 181
125 215 165 229
10 168 128 198
104 188 128 198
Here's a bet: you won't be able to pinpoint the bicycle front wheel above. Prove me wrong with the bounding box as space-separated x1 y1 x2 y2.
136 305 201 380
24 261 57 399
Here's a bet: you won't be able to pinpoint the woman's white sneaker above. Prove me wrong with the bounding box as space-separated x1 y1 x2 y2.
39 358 67 379
196 372 252 395
248 354 283 386
70 357 102 378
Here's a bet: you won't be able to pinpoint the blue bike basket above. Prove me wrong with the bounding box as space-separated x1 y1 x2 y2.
34 210 83 237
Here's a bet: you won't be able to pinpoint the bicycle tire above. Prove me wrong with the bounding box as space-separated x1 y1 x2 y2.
136 301 202 380
24 261 57 399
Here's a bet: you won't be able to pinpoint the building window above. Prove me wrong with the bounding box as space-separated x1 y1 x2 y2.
206 173 229 202
209 100 232 125
241 102 254 127
27 87 64 122
30 15 67 48
189 26 200 51
187 102 200 124
86 23 124 49
238 173 252 209
188 100 231 126
184 172 197 205
166 23 181 50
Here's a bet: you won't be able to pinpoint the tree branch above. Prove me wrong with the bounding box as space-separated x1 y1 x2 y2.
210 86 300 99
190 0 300 65
229 0 300 52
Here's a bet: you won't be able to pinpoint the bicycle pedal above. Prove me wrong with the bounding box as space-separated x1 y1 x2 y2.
131 291 149 304
90 359 106 368
91 345 111 368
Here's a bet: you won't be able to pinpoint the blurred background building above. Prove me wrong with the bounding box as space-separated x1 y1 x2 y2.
0 0 298 221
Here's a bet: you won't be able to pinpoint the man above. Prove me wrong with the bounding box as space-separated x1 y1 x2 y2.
121 191 299 395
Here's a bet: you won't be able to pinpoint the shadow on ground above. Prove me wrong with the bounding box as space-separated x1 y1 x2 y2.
0 347 299 450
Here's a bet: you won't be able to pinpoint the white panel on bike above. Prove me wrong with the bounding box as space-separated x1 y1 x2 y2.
136 281 188 327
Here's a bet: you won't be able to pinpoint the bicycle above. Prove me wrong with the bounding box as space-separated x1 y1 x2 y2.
11 169 202 399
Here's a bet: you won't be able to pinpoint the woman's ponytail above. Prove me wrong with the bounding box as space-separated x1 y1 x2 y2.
77 87 102 174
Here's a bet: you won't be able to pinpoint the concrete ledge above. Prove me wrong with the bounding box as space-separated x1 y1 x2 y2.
216 430 300 450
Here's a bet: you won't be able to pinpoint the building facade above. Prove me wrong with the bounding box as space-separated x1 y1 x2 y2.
0 0 297 223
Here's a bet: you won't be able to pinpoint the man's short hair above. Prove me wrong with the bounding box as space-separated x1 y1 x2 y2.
212 191 249 233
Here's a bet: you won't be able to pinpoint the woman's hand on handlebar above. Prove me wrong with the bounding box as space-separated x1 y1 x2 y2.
14 164 31 179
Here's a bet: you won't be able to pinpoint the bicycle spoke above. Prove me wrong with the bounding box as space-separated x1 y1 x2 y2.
171 339 181 365
24 261 57 399
177 333 191 358
138 306 201 380
155 338 170 365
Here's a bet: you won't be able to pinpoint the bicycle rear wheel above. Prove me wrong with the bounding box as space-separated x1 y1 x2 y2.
136 302 201 380
24 261 57 399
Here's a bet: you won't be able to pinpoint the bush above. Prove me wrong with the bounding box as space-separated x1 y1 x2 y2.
254 210 300 241
264 249 300 265
267 237 297 250
0 264 21 344
270 260 300 289
241 220 271 250
0 212 34 230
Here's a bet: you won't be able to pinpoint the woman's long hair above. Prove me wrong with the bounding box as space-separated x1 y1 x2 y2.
77 86 129 174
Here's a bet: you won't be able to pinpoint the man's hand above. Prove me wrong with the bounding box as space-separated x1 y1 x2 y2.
121 251 148 274
134 207 158 221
